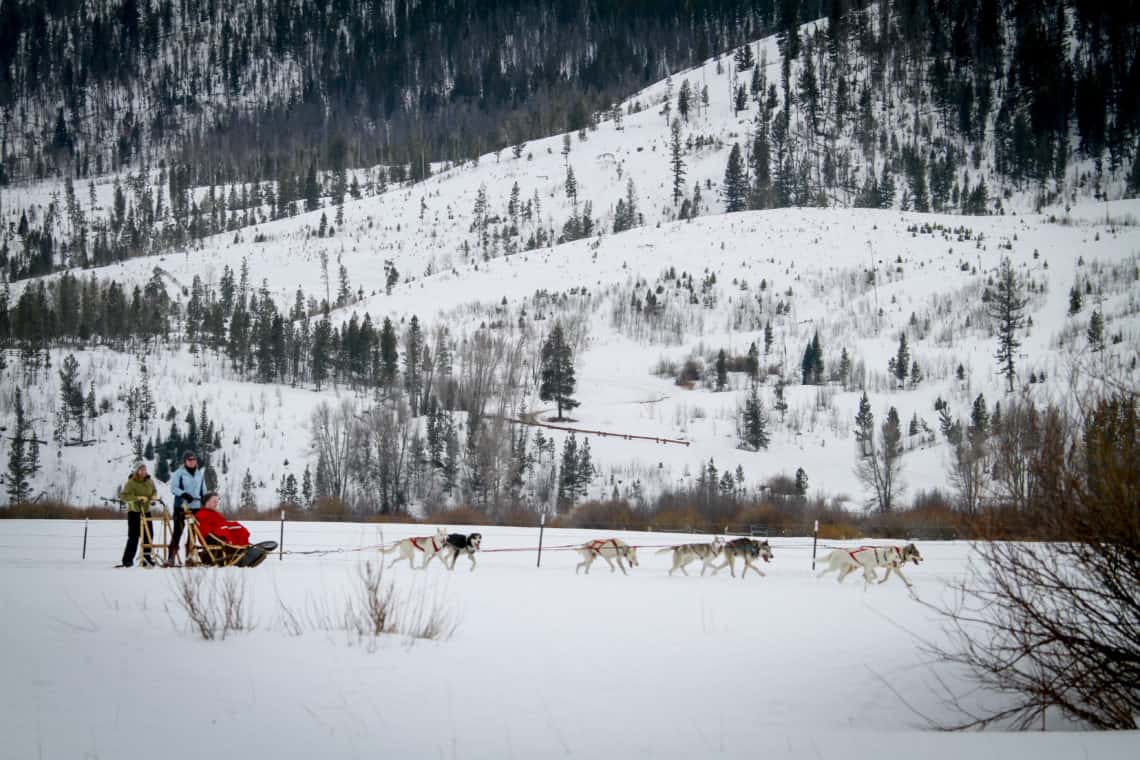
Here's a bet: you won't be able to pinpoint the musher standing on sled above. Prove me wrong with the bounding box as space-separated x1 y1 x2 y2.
166 451 207 566
118 461 157 567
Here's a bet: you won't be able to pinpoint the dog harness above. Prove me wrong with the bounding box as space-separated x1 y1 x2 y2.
586 538 619 555
849 546 901 566
410 536 443 553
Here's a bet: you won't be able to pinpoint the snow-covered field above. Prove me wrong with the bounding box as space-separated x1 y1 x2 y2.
1 520 1136 758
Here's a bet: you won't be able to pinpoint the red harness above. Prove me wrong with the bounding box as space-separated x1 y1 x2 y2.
849 546 900 565
586 538 618 555
410 536 442 553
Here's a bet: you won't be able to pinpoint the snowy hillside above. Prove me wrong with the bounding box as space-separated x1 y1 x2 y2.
3 16 1139 514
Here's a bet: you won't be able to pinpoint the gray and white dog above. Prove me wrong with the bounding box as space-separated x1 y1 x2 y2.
713 538 773 578
657 536 725 576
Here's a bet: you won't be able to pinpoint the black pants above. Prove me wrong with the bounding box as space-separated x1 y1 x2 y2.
169 506 200 556
122 511 154 567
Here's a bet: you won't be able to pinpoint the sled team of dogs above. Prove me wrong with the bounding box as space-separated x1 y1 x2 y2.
379 529 924 588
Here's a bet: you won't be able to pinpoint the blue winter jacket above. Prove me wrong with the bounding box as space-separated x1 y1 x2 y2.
170 465 207 509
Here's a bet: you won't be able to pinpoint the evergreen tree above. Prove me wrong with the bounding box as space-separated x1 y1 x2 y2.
304 163 321 212
987 258 1029 393
557 433 579 512
156 454 170 483
746 341 759 380
795 467 808 496
677 79 692 121
301 465 313 507
724 143 748 212
404 316 424 415
741 382 770 451
1068 285 1083 315
670 119 686 205
715 349 728 391
576 438 594 500
240 470 257 509
801 331 824 384
763 320 774 354
379 317 398 387
893 333 910 386
854 392 874 456
6 389 30 504
1087 310 1105 352
310 318 333 390
540 323 579 420
838 347 851 389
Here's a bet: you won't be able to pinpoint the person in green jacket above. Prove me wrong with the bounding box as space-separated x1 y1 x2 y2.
119 461 158 567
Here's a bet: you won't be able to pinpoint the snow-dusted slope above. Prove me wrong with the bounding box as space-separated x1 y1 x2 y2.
3 18 1139 511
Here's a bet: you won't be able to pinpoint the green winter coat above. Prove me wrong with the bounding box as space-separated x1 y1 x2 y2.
120 475 157 512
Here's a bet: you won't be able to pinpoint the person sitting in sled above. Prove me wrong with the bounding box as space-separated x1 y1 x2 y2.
190 493 277 567
118 461 158 568
194 493 251 547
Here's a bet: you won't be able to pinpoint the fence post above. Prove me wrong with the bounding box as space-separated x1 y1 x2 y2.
811 519 819 570
279 510 285 561
536 512 546 568
82 517 89 560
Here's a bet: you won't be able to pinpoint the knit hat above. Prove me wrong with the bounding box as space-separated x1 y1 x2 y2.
182 450 198 462
131 460 147 474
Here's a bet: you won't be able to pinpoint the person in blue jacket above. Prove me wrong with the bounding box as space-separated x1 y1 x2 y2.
166 450 207 566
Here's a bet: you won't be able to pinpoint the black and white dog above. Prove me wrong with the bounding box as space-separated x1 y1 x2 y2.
438 532 482 572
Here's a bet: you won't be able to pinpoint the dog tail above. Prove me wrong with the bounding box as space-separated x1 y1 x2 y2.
379 542 400 554
656 546 675 555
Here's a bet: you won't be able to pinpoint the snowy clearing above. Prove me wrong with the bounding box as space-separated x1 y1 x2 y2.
1 520 1136 758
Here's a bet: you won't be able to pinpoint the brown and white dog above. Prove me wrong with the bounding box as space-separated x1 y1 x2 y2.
713 538 773 578
575 538 639 575
657 537 725 576
816 543 923 588
380 528 449 569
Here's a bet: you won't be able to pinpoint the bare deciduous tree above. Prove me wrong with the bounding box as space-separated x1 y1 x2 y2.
923 392 1140 730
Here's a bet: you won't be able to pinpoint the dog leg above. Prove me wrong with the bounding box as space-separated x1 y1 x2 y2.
878 566 892 584
468 553 477 572
894 567 912 588
616 556 628 575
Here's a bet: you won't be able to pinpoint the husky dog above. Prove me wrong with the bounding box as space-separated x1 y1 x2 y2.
436 532 482 572
657 537 725 576
575 538 639 575
380 528 449 569
816 543 923 588
713 538 773 578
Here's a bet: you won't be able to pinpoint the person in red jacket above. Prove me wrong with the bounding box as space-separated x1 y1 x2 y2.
194 493 250 547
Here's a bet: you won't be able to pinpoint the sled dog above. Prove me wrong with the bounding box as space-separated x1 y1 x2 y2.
816 543 923 588
576 538 639 575
380 528 449 569
435 532 483 571
713 538 773 578
657 537 725 576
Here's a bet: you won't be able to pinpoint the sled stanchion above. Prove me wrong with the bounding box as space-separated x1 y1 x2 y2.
279 510 285 561
811 519 819 570
536 512 546 568
82 517 88 560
